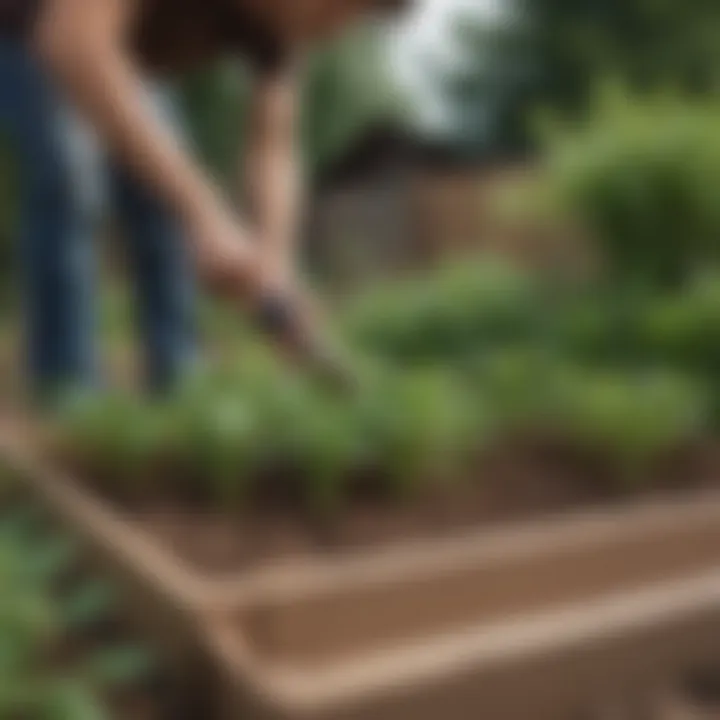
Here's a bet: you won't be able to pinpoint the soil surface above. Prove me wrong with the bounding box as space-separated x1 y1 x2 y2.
102 439 720 575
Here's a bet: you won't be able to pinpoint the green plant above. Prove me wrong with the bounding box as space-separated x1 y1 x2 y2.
56 344 490 514
549 273 720 386
470 347 575 431
638 275 720 370
347 258 544 363
55 252 720 514
0 478 158 719
529 87 720 290
172 374 264 506
555 369 706 485
60 394 170 495
356 368 485 497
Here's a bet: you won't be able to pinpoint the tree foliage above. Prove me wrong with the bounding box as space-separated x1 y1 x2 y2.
438 0 720 152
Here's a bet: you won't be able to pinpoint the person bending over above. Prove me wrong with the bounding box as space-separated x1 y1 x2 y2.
0 0 409 394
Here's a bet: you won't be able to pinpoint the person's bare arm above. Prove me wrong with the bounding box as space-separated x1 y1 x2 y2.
243 59 304 291
32 0 256 287
241 59 354 386
32 0 349 382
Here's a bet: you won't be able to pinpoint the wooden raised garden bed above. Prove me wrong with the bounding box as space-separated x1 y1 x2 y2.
2 414 720 720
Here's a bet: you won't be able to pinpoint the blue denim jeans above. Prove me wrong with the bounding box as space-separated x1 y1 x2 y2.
0 40 196 399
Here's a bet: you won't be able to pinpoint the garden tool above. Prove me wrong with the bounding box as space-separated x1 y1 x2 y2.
252 291 359 393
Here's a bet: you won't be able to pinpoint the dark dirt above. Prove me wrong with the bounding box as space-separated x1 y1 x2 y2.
106 438 720 575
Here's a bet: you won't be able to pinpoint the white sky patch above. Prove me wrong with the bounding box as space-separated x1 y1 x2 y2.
387 0 500 130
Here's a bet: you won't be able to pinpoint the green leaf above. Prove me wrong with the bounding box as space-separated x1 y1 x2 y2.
40 682 108 720
62 581 116 630
83 644 158 690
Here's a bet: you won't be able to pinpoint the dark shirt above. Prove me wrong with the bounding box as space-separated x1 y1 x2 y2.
0 0 287 75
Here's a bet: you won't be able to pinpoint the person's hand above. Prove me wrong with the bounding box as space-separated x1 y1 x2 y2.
253 251 298 297
250 281 358 393
187 215 357 391
187 209 259 299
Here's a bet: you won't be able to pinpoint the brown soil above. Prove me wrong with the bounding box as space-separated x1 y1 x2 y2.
103 438 720 575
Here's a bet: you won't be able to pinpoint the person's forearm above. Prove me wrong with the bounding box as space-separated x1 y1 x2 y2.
46 46 240 242
33 0 254 278
246 137 303 277
244 73 304 284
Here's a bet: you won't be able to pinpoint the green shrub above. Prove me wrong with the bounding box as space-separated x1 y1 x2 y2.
552 287 658 367
528 86 720 290
57 349 488 513
552 274 720 385
638 274 720 371
555 369 707 485
468 348 707 485
56 342 712 508
56 254 720 511
0 484 156 719
173 387 261 506
355 368 486 497
59 393 170 495
470 347 578 431
347 258 545 363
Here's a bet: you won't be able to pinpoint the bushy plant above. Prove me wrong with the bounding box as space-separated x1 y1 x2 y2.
0 480 156 719
54 248 720 512
355 368 485 497
527 87 720 290
551 287 659 368
470 347 578 431
555 369 707 485
347 258 545 363
638 274 720 371
550 273 720 384
466 346 708 486
59 393 170 496
57 347 489 513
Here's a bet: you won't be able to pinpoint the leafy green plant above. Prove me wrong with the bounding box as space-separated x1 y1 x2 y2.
0 507 102 718
278 391 364 514
470 347 575 431
56 346 489 513
548 272 720 392
0 476 159 719
52 252 720 515
347 258 544 363
172 381 262 507
60 393 170 496
555 369 706 486
356 368 485 498
527 87 720 291
638 275 720 370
